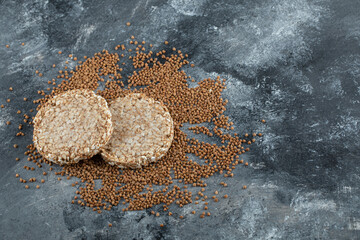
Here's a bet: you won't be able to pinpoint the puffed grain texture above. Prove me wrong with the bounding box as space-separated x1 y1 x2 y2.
33 89 113 164
101 93 174 168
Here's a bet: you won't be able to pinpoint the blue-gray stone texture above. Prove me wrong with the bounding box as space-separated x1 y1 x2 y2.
0 0 359 239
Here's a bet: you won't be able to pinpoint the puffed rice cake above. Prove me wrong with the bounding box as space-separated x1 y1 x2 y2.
33 89 113 164
101 93 174 168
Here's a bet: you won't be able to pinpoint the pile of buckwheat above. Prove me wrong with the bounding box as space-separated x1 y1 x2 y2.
7 26 264 222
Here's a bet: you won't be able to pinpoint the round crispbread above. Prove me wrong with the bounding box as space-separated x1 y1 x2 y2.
101 93 174 168
33 89 113 164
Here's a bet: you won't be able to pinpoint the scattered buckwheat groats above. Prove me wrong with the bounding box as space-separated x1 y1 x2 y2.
10 34 264 221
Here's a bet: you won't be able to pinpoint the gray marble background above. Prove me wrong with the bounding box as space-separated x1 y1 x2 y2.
0 0 359 239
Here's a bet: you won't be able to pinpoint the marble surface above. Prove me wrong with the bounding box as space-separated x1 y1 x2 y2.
1 0 360 239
